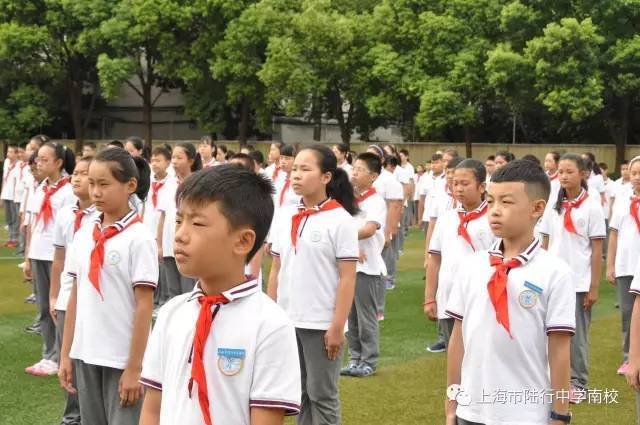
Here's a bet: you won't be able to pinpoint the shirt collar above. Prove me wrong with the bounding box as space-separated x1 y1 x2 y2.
296 197 331 211
93 209 138 231
489 237 541 265
188 276 260 302
72 202 96 215
456 200 487 214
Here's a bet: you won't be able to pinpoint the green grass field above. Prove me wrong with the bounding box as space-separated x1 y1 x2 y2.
0 229 636 424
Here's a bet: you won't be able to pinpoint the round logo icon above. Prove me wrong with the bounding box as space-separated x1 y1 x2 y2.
106 251 121 266
576 218 586 231
217 355 244 376
446 384 471 406
518 289 537 309
310 231 322 243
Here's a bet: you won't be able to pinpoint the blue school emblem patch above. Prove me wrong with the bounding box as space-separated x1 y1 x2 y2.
217 348 246 376
310 231 322 243
106 251 121 266
518 289 537 309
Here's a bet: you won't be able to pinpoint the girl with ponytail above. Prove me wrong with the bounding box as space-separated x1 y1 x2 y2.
267 144 358 424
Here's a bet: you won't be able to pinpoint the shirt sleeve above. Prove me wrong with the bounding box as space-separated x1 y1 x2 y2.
365 197 387 229
335 216 359 261
66 237 79 279
53 212 67 249
587 202 606 239
444 261 467 321
249 319 301 416
609 206 622 231
538 207 552 236
140 307 166 391
545 268 577 334
388 180 404 200
269 210 284 257
428 215 444 254
129 231 159 288
630 261 640 295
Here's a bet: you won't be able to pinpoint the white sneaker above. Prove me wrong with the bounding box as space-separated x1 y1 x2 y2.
28 359 58 376
18 262 25 269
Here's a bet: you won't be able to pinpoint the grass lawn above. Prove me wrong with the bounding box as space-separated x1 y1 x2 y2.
0 229 636 424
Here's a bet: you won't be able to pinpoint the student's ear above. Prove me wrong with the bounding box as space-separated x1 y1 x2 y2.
127 177 138 195
532 198 546 219
233 227 256 258
479 181 486 194
321 171 332 186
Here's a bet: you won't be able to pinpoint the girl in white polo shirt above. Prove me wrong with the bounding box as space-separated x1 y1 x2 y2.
540 153 605 404
607 156 640 377
268 145 359 425
274 144 297 209
59 148 158 425
25 142 76 377
50 155 97 425
425 159 495 348
158 142 202 299
544 151 561 203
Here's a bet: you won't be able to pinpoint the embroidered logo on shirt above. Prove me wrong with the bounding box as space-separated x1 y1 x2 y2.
106 251 121 266
310 231 322 243
518 289 538 309
217 348 246 376
576 218 586 230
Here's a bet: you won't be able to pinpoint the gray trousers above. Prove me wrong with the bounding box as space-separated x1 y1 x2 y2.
457 417 484 425
375 272 386 315
162 257 196 299
32 259 57 362
440 318 455 349
347 273 380 368
75 360 142 425
616 276 634 361
4 199 18 241
16 202 24 255
571 292 591 389
55 310 81 425
296 328 342 425
153 264 167 307
382 241 398 280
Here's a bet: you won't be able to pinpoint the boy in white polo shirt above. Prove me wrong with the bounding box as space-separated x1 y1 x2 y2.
2 143 19 248
446 160 575 425
342 152 387 378
140 165 301 425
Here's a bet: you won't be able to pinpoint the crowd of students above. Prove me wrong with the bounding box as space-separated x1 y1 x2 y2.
4 135 640 425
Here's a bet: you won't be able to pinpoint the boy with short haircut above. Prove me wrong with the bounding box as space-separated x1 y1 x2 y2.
13 142 29 255
445 160 574 425
2 144 19 248
342 152 387 378
139 165 301 425
82 142 97 158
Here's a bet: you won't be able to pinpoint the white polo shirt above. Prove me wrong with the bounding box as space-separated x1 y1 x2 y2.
12 162 28 203
428 202 495 319
339 161 353 177
53 203 98 311
355 190 387 276
28 178 76 261
270 199 359 330
413 173 424 201
1 159 17 201
445 238 576 425
274 179 297 209
157 176 181 257
143 174 171 235
629 260 640 296
373 170 403 201
539 190 605 292
426 183 457 221
67 210 158 369
140 279 301 425
609 194 640 277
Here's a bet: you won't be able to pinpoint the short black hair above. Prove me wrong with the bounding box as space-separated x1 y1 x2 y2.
431 153 443 161
598 161 608 171
496 150 515 162
248 150 264 166
490 159 550 202
280 144 297 157
521 154 541 166
94 147 150 202
383 155 398 168
176 165 274 263
107 140 124 148
151 146 172 161
621 160 629 166
356 152 382 175
446 156 464 169
230 153 256 171
456 158 486 184
84 142 97 150
486 155 495 161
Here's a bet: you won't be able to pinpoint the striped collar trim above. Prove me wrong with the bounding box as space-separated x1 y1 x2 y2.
295 197 332 212
456 200 487 214
93 209 138 231
188 276 260 302
489 237 541 266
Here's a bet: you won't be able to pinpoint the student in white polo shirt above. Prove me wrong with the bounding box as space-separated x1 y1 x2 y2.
13 142 29 255
50 155 97 425
544 151 561 203
332 143 353 176
607 156 640 377
2 143 19 247
268 145 358 425
158 142 202 299
274 144 297 209
341 152 387 378
264 141 284 183
625 258 640 424
424 159 495 348
539 153 605 405
446 160 574 425
139 165 301 425
418 153 445 235
59 149 157 425
25 143 77 377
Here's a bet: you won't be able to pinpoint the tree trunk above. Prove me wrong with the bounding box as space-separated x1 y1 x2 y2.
142 82 153 149
464 125 472 158
312 97 321 141
69 80 84 153
617 95 630 170
238 96 249 147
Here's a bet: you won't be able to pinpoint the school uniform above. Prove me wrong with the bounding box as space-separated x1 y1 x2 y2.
67 210 158 425
1 159 19 242
373 170 403 304
428 201 495 346
28 176 76 364
157 176 196 298
144 174 171 305
270 199 358 425
347 188 387 369
396 164 413 251
445 238 576 425
140 278 301 425
420 172 445 224
425 181 457 222
609 194 640 363
274 175 297 210
629 262 640 422
52 202 97 425
539 189 605 390
13 162 28 254
338 161 352 177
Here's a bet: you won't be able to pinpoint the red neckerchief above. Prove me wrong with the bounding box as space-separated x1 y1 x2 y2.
356 187 377 204
272 166 281 181
37 176 70 228
279 179 291 206
548 172 558 181
72 203 95 234
445 184 458 209
487 238 540 337
562 189 588 233
88 211 140 299
151 180 165 208
457 201 488 251
189 293 229 425
291 199 342 251
19 162 26 180
630 196 640 233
